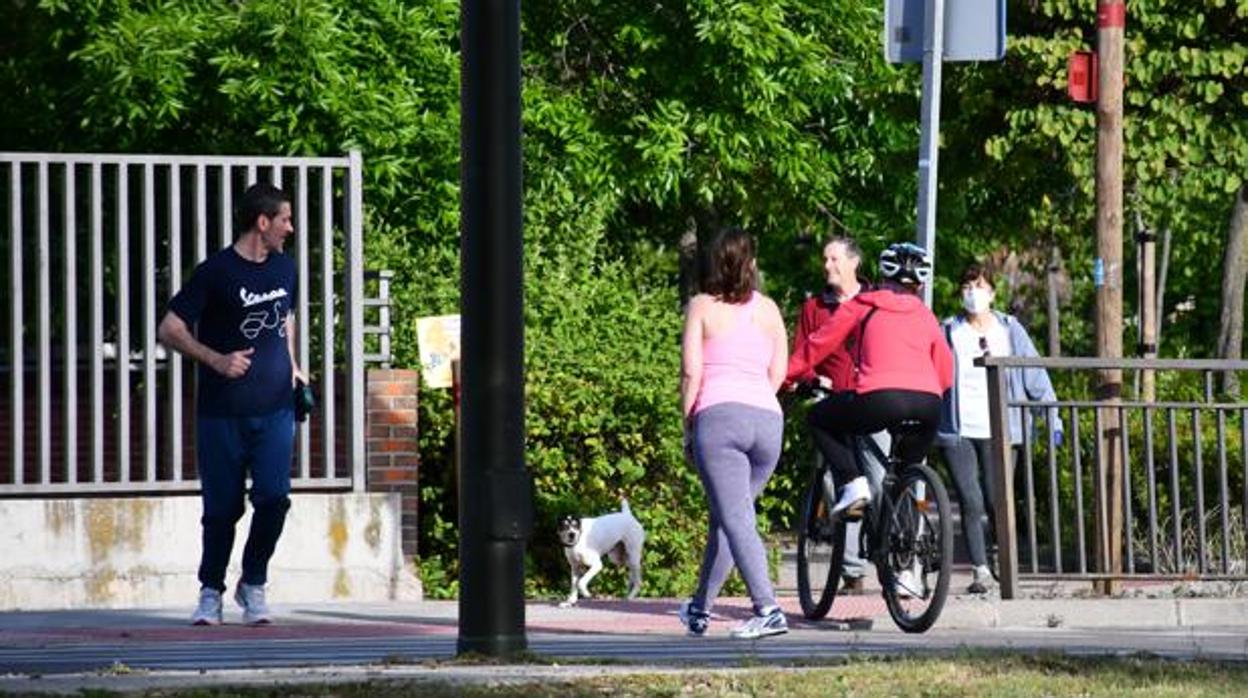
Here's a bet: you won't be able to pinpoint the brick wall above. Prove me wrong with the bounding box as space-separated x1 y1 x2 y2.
364 369 420 556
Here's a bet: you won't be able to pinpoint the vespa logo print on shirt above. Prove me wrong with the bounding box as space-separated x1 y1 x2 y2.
239 286 290 340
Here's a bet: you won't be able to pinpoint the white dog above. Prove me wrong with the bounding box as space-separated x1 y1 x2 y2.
557 499 645 607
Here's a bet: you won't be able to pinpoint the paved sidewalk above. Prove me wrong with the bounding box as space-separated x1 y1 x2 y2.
4 571 1248 647
3 584 1248 694
3 583 1247 652
6 587 1245 645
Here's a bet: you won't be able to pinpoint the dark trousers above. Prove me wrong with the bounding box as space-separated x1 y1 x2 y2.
196 408 294 591
940 437 994 568
807 389 941 485
940 437 1016 568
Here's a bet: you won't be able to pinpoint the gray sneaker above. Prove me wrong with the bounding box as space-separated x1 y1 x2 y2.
729 606 788 639
234 582 272 625
190 587 223 626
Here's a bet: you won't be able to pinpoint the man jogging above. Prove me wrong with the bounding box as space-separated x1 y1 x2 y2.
158 182 303 626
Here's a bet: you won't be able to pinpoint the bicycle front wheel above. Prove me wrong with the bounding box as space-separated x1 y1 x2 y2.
796 465 844 620
878 462 953 633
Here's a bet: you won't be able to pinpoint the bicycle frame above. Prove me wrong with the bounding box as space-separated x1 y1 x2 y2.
798 410 954 632
816 431 891 563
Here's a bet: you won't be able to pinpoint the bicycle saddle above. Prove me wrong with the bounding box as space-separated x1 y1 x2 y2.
888 419 929 464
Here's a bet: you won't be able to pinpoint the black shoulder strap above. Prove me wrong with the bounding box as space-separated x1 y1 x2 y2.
855 307 879 371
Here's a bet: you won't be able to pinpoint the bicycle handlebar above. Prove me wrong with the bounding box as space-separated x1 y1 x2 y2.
787 378 832 402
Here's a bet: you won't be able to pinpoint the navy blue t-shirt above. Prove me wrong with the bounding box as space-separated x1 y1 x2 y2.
168 247 298 417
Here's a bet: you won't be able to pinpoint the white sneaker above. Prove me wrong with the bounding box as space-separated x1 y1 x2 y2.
830 476 870 518
234 582 272 625
894 560 926 600
190 587 223 626
729 606 788 639
968 565 994 594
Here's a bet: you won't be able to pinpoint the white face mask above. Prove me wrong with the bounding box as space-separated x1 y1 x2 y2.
962 287 993 315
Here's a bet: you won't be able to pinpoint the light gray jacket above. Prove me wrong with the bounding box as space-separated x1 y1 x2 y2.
937 311 1061 446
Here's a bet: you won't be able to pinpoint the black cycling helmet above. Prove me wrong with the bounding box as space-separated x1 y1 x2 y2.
878 242 933 286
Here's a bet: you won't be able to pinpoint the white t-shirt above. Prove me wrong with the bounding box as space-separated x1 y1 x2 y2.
950 318 1011 439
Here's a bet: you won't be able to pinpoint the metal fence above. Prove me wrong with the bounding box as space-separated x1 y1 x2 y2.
1 152 368 495
983 356 1248 598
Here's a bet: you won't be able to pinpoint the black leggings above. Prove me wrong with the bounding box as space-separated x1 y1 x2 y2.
808 389 942 485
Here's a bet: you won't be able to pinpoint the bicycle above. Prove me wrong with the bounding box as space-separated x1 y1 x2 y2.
793 387 954 634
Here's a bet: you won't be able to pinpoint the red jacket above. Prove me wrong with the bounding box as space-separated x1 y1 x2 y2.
790 292 857 391
786 289 954 397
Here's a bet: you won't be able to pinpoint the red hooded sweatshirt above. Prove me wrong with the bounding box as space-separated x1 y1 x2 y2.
786 289 954 397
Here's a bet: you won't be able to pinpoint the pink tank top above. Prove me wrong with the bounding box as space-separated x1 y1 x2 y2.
692 292 782 416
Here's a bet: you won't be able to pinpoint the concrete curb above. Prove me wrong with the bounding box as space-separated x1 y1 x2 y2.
929 597 1248 630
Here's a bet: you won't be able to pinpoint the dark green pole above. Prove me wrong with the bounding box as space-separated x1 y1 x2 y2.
457 0 532 657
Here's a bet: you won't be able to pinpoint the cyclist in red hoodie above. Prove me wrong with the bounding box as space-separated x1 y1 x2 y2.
786 242 954 519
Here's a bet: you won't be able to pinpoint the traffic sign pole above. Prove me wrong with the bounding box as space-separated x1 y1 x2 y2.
916 0 945 307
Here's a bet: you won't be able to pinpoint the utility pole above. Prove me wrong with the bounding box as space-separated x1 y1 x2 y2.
1093 0 1126 596
458 0 532 657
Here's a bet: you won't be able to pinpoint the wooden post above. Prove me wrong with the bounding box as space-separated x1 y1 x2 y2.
1138 213 1157 402
1094 0 1126 595
985 360 1019 599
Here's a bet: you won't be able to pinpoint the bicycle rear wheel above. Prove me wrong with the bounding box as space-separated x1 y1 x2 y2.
878 462 953 633
796 464 844 619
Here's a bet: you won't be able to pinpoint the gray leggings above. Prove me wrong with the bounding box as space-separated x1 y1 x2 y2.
689 402 783 614
940 437 1008 568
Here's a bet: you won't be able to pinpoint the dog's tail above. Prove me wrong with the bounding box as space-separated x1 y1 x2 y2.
620 498 631 516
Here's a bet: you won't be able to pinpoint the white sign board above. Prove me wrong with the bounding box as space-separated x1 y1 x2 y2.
415 314 461 389
885 0 1006 64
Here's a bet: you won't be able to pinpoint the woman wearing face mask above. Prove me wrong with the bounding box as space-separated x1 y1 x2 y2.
937 262 1060 595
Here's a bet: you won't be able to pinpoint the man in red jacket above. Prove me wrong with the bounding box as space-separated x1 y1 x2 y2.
790 236 872 592
790 236 868 393
786 242 954 519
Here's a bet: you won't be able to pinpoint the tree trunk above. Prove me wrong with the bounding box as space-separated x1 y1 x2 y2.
1047 245 1061 357
1216 185 1248 398
1156 225 1172 354
677 221 700 308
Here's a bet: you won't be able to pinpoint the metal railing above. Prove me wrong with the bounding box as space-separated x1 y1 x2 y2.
1 152 367 495
984 356 1248 598
363 269 393 368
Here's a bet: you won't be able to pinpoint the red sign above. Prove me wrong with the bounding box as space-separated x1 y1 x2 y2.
1068 51 1098 103
1098 2 1127 29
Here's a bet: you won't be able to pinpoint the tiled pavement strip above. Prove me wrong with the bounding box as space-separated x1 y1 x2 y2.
2 576 1248 694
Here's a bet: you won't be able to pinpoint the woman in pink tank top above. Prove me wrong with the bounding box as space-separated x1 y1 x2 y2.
678 227 790 639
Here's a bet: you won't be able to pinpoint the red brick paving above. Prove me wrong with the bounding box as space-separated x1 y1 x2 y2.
0 596 891 647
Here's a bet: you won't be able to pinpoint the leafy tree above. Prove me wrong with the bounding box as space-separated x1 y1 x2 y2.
945 0 1248 356
4 0 1244 598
